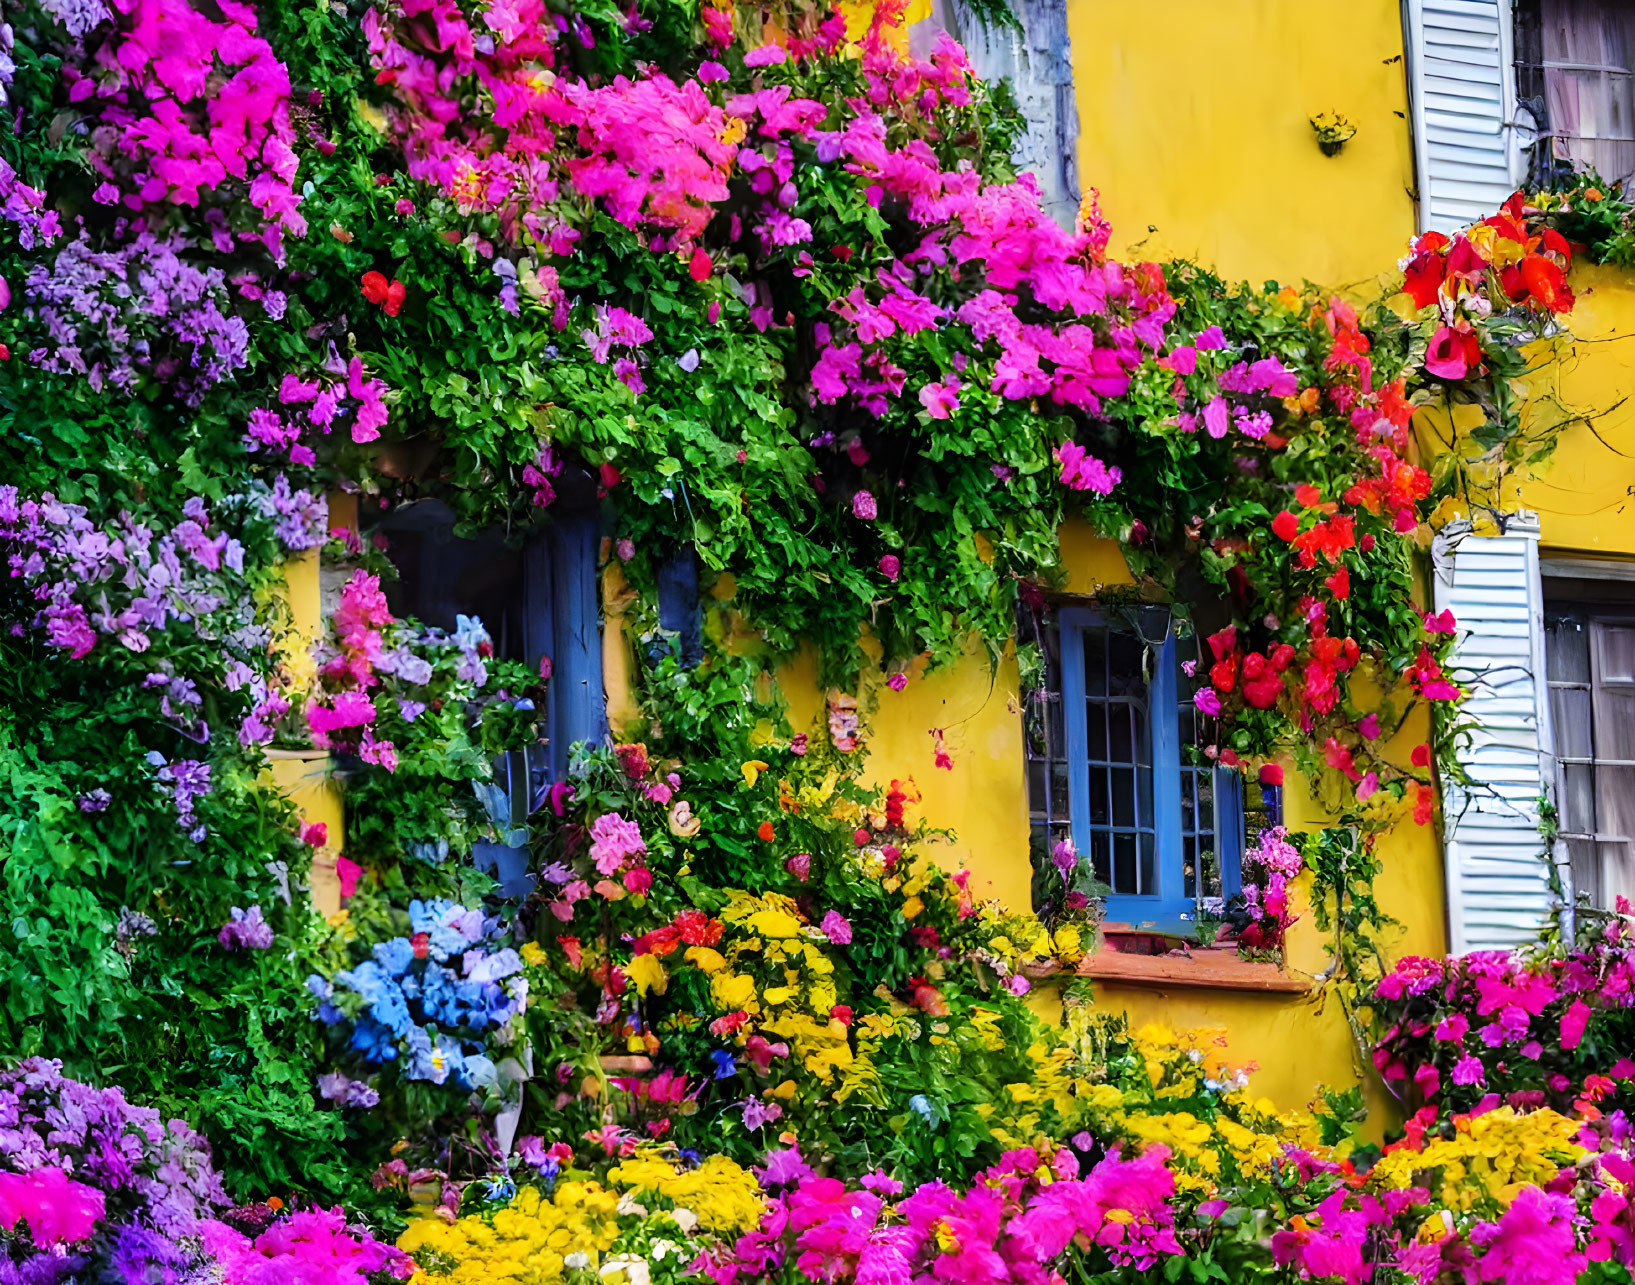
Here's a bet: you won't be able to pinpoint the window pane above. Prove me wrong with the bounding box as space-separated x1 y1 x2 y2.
1090 830 1111 887
1595 621 1635 684
1540 0 1635 185
1089 765 1111 826
1597 764 1635 851
1087 703 1108 762
1111 768 1135 828
1113 832 1137 895
1108 703 1134 762
1547 613 1592 683
1109 632 1144 695
1563 761 1599 834
1083 629 1107 697
1569 837 1602 907
1549 684 1594 760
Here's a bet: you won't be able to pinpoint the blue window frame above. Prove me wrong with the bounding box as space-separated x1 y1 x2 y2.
1025 605 1244 932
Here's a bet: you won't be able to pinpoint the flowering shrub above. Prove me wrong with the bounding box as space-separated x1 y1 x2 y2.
0 1060 406 1282
1370 908 1635 1116
307 569 542 866
309 898 529 1099
1232 825 1304 954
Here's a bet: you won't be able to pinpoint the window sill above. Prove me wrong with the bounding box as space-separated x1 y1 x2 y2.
1024 947 1309 994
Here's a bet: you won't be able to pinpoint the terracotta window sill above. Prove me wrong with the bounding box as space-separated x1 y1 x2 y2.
1025 947 1309 994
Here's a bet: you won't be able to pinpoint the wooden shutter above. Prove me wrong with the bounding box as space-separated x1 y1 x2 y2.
1405 0 1524 232
1432 515 1558 950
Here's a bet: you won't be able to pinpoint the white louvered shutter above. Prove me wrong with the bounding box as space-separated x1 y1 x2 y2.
1432 515 1559 951
1404 0 1523 233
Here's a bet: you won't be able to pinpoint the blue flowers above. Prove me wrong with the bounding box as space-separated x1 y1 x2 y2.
310 899 527 1096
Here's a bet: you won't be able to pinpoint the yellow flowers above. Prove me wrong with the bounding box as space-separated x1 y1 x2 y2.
1367 1107 1585 1209
626 953 668 996
740 760 770 788
399 1154 763 1285
710 972 757 1012
746 909 801 937
398 1181 621 1284
684 946 725 973
606 1154 763 1233
901 896 924 920
520 941 548 967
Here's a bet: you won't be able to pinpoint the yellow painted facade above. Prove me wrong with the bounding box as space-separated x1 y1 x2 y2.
695 0 1450 1121
1066 0 1417 292
1521 267 1635 559
285 0 1634 1125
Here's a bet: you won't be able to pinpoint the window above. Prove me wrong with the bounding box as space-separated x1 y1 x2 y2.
1516 0 1635 188
1023 604 1271 932
1544 592 1635 909
367 474 606 895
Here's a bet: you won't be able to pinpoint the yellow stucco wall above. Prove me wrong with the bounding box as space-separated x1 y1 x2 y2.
1521 265 1635 556
270 543 345 916
1066 0 1417 292
593 0 1447 1117
599 520 1449 1119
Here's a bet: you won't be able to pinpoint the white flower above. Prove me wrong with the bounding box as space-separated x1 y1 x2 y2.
566 1253 590 1269
600 1255 650 1285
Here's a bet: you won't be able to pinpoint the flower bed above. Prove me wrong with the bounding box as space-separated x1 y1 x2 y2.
3 0 1635 1277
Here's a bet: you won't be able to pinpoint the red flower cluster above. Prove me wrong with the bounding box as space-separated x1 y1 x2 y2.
633 908 724 957
1401 195 1573 384
360 270 406 316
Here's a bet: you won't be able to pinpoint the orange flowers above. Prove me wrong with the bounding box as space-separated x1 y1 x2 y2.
360 270 407 316
1511 253 1574 313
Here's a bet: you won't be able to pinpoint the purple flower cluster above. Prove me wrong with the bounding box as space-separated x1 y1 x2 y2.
151 756 211 842
0 490 241 660
0 159 62 251
251 474 329 552
217 905 274 951
225 658 292 747
35 0 111 41
316 1073 381 1109
21 231 249 401
0 1059 227 1241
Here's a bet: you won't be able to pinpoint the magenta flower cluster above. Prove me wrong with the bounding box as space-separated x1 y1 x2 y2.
709 1142 1181 1284
1371 909 1635 1113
